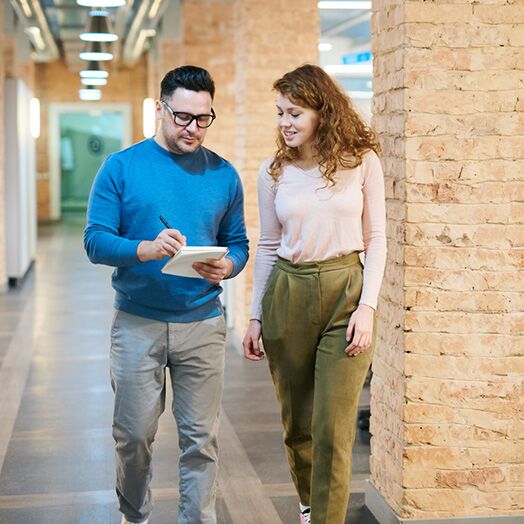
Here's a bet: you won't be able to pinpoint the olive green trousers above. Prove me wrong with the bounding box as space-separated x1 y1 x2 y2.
261 253 373 524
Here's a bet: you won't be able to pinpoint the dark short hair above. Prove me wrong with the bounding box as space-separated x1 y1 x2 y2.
160 65 215 100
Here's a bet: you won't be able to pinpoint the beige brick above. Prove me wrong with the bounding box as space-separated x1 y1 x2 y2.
406 22 523 48
404 266 524 292
405 332 523 357
406 180 523 204
405 423 515 448
404 402 519 428
406 89 522 113
406 159 524 184
404 46 524 72
405 136 524 161
405 288 522 313
404 310 524 335
405 377 521 412
405 69 524 91
406 202 515 225
404 353 523 380
405 113 524 138
405 223 524 249
404 488 519 516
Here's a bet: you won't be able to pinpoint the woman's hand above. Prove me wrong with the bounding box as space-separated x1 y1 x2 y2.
243 319 265 361
345 304 374 357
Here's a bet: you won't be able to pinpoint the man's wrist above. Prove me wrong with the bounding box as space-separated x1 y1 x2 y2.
137 240 151 262
224 257 234 278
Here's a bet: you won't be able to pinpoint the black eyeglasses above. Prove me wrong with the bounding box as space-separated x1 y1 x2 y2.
161 100 216 128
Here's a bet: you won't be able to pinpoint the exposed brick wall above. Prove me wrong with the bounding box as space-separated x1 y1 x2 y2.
371 0 524 518
183 0 235 163
147 40 185 100
233 0 319 331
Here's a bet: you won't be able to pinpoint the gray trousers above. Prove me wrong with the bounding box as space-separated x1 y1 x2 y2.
110 309 227 524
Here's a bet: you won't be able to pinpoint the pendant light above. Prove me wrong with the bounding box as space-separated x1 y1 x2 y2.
80 9 118 42
81 77 107 86
80 61 109 79
79 87 102 101
80 40 113 61
77 0 126 6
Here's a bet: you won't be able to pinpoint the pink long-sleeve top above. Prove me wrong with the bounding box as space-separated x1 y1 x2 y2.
249 149 387 321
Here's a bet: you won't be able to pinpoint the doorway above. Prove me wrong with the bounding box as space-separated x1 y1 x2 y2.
48 103 132 219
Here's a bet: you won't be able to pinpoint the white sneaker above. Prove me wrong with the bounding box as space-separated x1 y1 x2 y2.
299 506 311 524
121 517 148 524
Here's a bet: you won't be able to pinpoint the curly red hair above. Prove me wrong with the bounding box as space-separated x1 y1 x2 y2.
269 64 380 185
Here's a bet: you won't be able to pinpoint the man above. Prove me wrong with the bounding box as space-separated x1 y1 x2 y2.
84 65 249 524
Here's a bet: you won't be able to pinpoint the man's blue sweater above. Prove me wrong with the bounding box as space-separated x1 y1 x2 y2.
84 138 249 322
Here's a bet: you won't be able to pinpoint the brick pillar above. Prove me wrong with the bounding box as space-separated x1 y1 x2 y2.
233 0 319 333
368 1 524 522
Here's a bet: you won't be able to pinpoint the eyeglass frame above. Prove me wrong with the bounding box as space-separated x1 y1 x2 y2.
161 100 216 129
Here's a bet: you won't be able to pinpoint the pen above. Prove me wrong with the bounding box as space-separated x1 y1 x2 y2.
159 215 172 229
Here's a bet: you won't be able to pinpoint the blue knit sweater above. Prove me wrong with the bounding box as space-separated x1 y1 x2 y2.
84 138 249 322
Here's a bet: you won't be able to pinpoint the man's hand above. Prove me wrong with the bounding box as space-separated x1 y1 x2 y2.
242 319 265 361
345 304 374 357
137 228 186 262
192 257 233 284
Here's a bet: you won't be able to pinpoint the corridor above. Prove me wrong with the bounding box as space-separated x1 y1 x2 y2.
0 217 377 524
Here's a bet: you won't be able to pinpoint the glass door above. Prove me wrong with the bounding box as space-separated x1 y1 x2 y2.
59 110 124 213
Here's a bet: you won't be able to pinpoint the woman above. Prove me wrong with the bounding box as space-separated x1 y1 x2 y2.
242 64 387 524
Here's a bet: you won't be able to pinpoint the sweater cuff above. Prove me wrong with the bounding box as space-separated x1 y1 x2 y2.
120 239 142 265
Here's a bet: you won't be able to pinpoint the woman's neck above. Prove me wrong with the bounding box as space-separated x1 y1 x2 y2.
294 144 317 170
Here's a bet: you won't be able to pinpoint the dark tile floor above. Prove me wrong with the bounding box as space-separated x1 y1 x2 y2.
0 216 378 524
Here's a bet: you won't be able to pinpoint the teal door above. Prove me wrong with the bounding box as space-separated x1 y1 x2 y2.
60 111 124 213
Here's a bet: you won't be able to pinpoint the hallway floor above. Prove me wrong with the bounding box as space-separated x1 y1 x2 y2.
0 216 378 524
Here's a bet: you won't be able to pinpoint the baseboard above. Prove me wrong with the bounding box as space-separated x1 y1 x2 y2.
365 480 523 524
